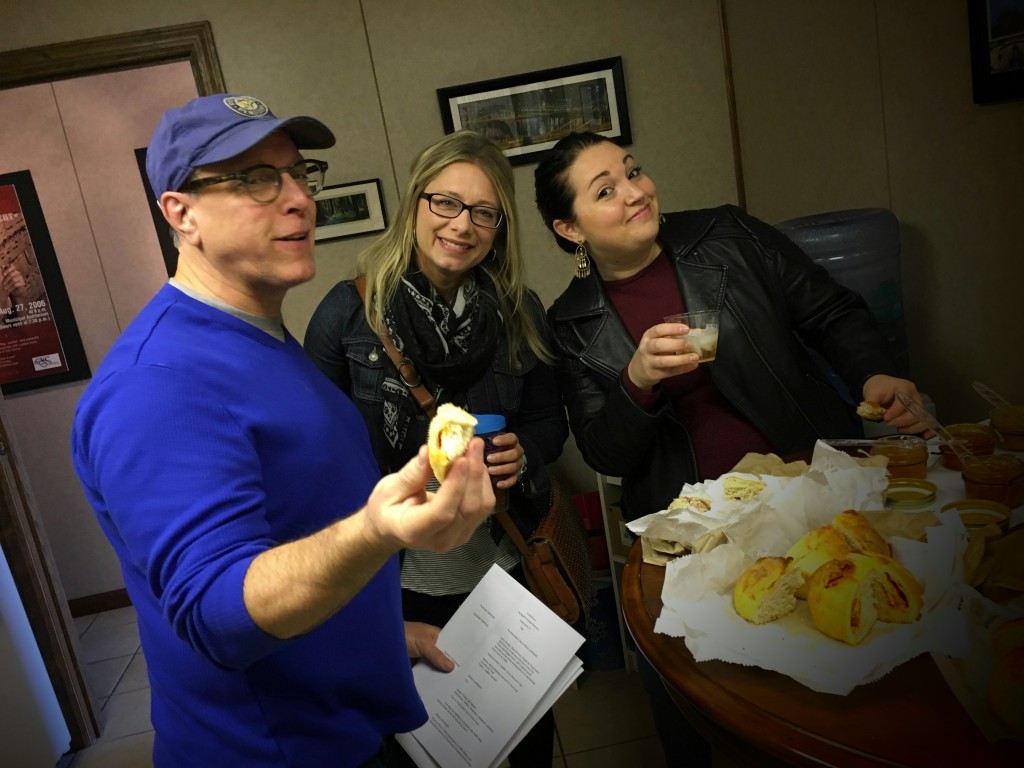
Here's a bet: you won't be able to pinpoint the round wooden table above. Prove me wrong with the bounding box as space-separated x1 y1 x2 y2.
620 543 1022 767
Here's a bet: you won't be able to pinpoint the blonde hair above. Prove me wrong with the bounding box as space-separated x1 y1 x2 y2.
359 130 551 364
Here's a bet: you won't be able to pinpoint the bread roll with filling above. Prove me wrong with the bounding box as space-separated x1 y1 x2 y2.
427 404 477 481
733 556 802 625
722 475 767 501
785 525 852 599
806 558 879 645
857 400 887 422
832 510 891 557
848 552 922 623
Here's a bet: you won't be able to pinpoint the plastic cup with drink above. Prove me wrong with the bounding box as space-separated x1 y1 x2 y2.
664 309 720 363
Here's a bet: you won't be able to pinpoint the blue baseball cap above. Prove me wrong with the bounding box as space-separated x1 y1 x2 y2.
145 94 336 199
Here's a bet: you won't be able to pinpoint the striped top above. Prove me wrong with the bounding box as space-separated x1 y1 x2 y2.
401 514 520 595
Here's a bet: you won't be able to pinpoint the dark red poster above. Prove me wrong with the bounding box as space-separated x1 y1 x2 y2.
0 172 89 394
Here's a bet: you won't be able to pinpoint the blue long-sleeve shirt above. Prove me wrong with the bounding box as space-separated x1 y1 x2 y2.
72 284 426 766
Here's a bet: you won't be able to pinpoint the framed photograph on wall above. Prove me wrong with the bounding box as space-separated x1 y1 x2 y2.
314 179 388 243
135 146 179 277
437 57 631 166
968 0 1024 103
0 170 91 394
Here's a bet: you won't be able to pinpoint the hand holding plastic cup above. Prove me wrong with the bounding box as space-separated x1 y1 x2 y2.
664 309 720 363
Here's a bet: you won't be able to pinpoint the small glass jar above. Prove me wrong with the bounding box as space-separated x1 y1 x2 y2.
473 413 512 513
869 434 929 479
961 454 1024 508
991 405 1024 451
939 498 1010 532
939 423 997 471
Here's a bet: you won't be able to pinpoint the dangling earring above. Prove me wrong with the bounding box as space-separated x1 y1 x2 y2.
484 248 497 263
659 213 666 224
574 241 591 279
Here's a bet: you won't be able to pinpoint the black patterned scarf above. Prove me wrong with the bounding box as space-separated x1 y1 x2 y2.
383 264 503 393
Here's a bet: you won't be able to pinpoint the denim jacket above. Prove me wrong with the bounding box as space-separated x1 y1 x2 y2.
304 280 569 528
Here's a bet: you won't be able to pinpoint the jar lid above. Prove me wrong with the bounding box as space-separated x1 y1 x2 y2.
962 453 1024 481
471 413 506 434
991 405 1024 433
940 498 1010 531
945 422 997 436
885 478 937 509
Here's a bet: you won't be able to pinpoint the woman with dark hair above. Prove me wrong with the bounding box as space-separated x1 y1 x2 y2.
306 129 568 768
533 131 929 765
535 131 929 522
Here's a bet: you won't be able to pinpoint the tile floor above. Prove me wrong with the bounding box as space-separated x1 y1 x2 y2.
65 606 676 767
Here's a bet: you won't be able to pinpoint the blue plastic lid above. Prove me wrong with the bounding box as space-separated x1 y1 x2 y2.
472 413 506 435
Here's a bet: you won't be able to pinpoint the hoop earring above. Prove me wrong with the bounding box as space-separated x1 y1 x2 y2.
574 242 591 279
484 248 497 263
659 214 666 224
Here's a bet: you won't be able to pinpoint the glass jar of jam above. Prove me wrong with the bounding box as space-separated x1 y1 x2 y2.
870 434 929 479
961 454 1024 508
991 405 1024 451
939 423 997 471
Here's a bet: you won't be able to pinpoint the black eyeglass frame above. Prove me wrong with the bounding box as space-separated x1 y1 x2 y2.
418 192 504 229
179 159 329 202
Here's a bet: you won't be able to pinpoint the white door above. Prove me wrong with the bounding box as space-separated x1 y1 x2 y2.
0 62 197 600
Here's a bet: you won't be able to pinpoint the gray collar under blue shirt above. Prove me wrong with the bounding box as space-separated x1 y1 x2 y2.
169 278 285 341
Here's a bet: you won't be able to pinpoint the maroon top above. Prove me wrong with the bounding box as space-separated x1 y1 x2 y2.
604 251 774 482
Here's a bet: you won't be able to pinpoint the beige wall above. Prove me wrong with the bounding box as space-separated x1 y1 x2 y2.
0 0 736 596
1 0 1020 598
727 0 1024 422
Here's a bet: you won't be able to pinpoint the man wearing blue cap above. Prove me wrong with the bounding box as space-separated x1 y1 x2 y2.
71 94 495 767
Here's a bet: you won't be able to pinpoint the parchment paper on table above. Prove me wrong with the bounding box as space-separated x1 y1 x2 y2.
643 442 969 695
628 442 890 561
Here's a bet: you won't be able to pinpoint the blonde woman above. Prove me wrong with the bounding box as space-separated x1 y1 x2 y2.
305 130 567 768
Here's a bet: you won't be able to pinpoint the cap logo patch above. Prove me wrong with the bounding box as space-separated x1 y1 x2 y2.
223 96 269 118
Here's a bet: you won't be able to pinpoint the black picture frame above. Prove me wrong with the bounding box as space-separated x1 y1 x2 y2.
436 56 632 166
0 170 91 394
135 147 178 277
313 179 388 243
968 0 1024 103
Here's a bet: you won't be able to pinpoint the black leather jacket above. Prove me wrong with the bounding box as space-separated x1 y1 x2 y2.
547 205 898 521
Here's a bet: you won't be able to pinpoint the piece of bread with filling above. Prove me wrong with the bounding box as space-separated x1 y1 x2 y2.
668 495 711 513
806 557 879 645
722 475 767 501
427 404 477 481
847 552 922 624
832 509 891 557
733 556 802 625
857 400 887 422
785 524 852 599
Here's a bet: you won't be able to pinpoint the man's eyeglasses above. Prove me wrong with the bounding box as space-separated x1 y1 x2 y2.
419 193 504 229
180 160 329 203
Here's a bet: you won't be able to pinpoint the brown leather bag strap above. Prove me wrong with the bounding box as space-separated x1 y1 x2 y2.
494 476 559 558
355 277 437 418
494 511 532 558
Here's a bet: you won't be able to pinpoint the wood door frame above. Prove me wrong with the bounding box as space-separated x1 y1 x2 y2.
0 21 224 92
0 21 224 751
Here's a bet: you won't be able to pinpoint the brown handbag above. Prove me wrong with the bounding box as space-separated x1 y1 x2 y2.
495 476 593 626
355 277 592 624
